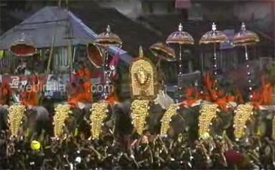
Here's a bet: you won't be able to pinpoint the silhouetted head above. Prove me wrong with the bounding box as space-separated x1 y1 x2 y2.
78 79 84 85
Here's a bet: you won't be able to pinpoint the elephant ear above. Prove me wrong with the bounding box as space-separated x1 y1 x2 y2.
256 120 266 137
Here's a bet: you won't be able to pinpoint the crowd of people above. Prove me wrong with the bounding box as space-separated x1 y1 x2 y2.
1 129 275 170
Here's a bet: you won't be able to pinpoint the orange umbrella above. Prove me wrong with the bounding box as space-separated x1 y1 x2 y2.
86 43 103 68
9 33 36 57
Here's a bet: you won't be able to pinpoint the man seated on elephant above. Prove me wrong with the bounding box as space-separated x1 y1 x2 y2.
67 78 92 107
76 61 91 80
20 75 40 108
0 81 12 106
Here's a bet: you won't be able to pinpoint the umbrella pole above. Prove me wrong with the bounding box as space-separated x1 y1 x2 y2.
101 49 108 99
178 44 183 101
213 43 218 90
244 45 252 99
157 59 165 86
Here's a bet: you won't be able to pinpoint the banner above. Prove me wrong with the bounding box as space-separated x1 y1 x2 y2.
175 0 191 9
1 74 47 90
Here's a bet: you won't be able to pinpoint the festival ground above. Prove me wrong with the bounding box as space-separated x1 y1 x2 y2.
1 2 275 169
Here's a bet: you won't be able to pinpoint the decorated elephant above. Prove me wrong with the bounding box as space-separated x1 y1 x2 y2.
232 105 275 142
112 98 168 136
6 105 51 140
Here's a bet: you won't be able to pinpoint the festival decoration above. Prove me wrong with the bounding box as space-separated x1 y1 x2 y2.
200 23 228 87
233 23 260 98
9 33 36 57
53 104 71 139
90 102 108 139
130 100 150 135
95 25 122 98
130 46 158 99
198 103 219 139
181 86 201 107
160 104 178 136
95 25 122 47
166 23 194 100
7 104 26 138
250 75 273 108
233 103 254 140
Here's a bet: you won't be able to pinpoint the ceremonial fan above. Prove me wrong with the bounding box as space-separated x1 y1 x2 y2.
95 25 122 98
9 33 36 57
166 23 194 100
233 23 259 98
199 23 228 88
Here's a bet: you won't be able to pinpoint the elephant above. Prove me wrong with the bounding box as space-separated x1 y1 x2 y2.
235 108 274 142
54 102 115 139
152 102 235 140
0 105 9 132
112 99 167 137
22 106 52 140
165 105 201 140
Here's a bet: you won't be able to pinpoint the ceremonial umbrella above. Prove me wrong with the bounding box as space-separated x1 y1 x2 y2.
166 23 194 100
233 22 259 97
150 42 175 90
9 33 36 57
166 23 194 75
150 42 176 62
199 23 228 86
95 25 122 98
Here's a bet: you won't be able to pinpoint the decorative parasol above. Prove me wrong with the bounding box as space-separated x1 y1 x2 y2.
86 43 103 69
150 42 176 62
9 33 36 57
95 25 122 99
166 23 194 100
95 25 122 48
200 23 228 86
233 23 259 98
